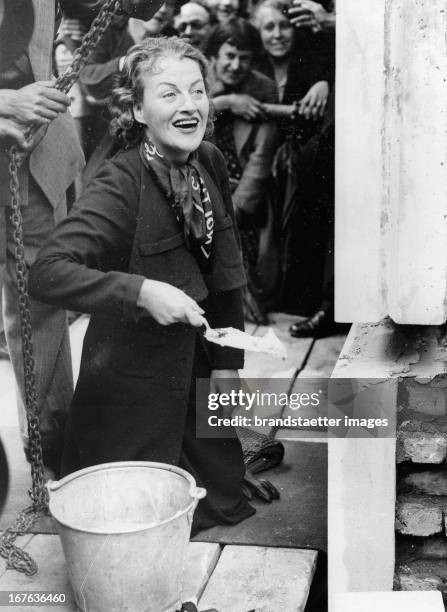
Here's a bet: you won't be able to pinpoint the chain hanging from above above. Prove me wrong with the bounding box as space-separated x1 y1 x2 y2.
0 0 123 576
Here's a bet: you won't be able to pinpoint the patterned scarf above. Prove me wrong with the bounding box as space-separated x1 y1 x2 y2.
139 137 214 270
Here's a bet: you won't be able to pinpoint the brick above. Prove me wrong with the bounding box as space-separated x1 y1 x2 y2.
398 572 443 591
402 381 447 417
421 538 447 560
396 558 447 594
400 470 447 496
395 495 446 536
398 413 447 435
396 431 447 463
397 535 447 561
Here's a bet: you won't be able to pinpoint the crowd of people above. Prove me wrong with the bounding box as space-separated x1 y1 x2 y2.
0 0 335 523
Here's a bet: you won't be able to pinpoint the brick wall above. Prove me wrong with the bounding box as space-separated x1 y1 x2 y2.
395 378 447 604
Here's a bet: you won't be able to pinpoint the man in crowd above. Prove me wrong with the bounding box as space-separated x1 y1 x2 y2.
174 1 215 50
0 0 164 478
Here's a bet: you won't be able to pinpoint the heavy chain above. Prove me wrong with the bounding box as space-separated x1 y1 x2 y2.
0 0 123 576
55 0 122 95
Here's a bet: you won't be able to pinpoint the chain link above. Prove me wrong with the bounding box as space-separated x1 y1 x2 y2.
0 0 123 575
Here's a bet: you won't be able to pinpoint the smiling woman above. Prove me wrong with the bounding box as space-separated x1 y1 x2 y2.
29 37 256 535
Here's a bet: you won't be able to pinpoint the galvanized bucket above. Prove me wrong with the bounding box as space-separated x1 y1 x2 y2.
47 461 206 612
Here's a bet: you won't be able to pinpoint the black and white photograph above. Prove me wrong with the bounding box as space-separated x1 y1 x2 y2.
3 0 445 611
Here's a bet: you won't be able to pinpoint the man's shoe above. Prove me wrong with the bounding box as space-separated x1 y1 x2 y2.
289 310 332 338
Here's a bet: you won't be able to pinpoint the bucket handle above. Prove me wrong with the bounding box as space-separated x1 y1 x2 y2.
46 479 59 493
191 486 207 501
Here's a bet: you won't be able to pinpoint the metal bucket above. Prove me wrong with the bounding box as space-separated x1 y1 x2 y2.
47 461 206 612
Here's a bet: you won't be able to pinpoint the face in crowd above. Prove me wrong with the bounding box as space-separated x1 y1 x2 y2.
210 0 240 23
133 54 210 163
255 3 294 59
175 3 212 49
213 41 253 87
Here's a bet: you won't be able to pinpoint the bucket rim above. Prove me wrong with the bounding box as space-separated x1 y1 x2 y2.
47 461 206 535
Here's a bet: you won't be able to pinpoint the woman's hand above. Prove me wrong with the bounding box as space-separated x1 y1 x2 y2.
288 1 332 32
210 369 241 418
137 279 207 327
298 81 329 119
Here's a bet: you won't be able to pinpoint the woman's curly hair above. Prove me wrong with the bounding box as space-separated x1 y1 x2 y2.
110 36 214 147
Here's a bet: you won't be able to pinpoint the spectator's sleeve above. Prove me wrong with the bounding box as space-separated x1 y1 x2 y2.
79 29 124 101
232 119 279 216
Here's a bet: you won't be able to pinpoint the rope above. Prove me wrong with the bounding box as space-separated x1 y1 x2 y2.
0 0 123 576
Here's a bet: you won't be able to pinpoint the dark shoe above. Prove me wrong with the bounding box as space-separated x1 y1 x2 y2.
289 310 332 339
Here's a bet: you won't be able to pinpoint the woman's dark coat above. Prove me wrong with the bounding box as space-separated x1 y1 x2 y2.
29 141 254 531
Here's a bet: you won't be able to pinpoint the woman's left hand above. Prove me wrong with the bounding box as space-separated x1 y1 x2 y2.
210 369 241 418
298 81 329 120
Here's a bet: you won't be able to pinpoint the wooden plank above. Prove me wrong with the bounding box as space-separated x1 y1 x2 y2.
0 536 221 611
181 543 221 604
332 591 444 612
199 545 317 612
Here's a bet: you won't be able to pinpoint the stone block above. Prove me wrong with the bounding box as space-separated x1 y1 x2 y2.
396 495 446 536
396 431 447 463
398 572 443 592
396 558 447 595
403 380 447 417
199 546 317 612
400 470 447 496
421 538 447 560
396 534 447 562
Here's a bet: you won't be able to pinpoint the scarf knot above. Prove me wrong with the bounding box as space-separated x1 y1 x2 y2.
140 137 214 270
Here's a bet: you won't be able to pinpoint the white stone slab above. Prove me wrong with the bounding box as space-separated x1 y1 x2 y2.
199 545 317 612
336 0 447 324
331 591 444 612
329 324 398 594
